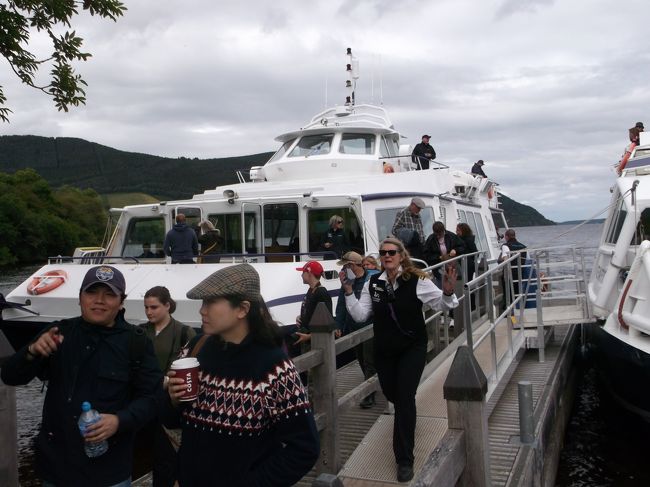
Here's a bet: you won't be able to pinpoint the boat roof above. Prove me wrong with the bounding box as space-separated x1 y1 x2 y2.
275 104 399 142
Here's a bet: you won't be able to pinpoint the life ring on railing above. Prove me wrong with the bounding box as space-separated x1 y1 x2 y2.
27 270 68 295
383 162 395 173
618 143 636 174
487 185 495 199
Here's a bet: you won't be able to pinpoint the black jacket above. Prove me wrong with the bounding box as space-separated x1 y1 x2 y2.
458 234 478 279
318 227 349 259
1 315 163 486
423 231 466 268
471 163 487 178
300 283 333 330
411 142 436 169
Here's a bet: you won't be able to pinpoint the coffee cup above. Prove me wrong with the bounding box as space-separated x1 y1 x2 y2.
170 357 200 401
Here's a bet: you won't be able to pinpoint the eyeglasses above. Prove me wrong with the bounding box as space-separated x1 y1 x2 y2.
379 249 399 256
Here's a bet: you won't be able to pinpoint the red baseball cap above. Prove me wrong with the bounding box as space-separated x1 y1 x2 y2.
296 261 324 278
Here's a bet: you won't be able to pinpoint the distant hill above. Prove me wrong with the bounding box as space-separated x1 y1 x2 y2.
0 135 273 200
557 218 605 225
0 135 556 226
498 194 555 227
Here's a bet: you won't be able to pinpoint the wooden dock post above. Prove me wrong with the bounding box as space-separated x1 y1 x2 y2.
0 330 18 487
443 345 490 487
309 302 341 475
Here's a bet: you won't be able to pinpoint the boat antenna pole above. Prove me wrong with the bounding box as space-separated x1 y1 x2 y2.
346 47 359 106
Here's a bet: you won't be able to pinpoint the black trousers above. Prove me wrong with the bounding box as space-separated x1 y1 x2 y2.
375 342 426 466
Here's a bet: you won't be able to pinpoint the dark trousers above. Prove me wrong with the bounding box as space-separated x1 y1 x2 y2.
134 422 178 487
375 342 426 466
355 337 376 379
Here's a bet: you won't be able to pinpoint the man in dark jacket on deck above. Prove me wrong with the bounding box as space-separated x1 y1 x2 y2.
1 266 162 487
163 213 199 264
411 135 436 170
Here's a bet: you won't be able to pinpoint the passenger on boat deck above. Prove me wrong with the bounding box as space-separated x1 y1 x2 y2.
471 159 488 178
391 197 426 246
343 238 458 482
1 265 162 487
161 264 319 487
362 255 380 271
411 134 436 170
139 242 157 259
423 221 465 284
294 260 334 346
498 229 527 312
456 223 478 282
318 214 350 259
137 286 195 487
629 121 644 145
163 213 198 264
197 219 224 263
335 251 380 408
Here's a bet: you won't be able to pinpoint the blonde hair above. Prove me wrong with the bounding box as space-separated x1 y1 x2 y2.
362 255 379 270
329 214 343 227
380 237 427 280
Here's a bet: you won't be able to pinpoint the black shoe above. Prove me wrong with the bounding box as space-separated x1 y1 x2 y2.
359 393 376 409
397 464 414 482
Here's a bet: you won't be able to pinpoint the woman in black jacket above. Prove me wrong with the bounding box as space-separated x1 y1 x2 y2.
456 223 478 281
423 221 465 282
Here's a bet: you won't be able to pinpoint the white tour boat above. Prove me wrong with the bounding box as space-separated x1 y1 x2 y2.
1 51 506 349
588 131 650 419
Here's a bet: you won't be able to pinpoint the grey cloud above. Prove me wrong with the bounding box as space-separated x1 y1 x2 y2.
495 0 555 19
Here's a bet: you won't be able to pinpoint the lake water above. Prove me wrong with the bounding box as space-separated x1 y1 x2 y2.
2 224 646 486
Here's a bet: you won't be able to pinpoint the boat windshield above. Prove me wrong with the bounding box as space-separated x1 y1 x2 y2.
122 217 166 258
268 138 297 162
339 134 376 155
288 134 334 157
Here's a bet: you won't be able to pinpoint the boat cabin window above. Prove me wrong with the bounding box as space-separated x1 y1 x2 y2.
339 134 376 155
458 210 489 251
632 208 650 244
288 134 334 157
375 206 434 241
268 138 297 163
122 217 165 259
206 212 257 254
308 208 363 257
379 136 399 158
491 209 507 237
604 197 627 244
264 203 299 260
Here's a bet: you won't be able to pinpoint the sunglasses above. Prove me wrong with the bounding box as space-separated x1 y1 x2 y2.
379 249 399 256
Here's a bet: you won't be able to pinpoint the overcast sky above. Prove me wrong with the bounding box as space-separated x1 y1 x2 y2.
2 0 650 222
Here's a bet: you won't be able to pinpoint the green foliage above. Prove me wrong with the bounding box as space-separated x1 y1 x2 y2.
0 0 126 122
0 168 108 267
0 135 274 200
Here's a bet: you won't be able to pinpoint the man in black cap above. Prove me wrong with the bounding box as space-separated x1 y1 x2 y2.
630 122 644 145
1 265 162 487
411 134 436 170
471 159 487 178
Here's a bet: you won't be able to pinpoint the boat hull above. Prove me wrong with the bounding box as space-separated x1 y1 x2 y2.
589 323 650 421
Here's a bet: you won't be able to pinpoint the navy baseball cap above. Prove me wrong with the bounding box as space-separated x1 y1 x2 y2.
81 266 126 295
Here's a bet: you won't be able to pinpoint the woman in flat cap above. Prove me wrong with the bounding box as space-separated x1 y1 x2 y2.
161 264 319 487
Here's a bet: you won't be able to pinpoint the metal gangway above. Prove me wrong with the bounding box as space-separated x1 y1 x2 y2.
288 244 595 487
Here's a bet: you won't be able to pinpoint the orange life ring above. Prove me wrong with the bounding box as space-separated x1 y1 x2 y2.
27 270 68 295
487 185 494 199
618 142 636 174
383 162 395 173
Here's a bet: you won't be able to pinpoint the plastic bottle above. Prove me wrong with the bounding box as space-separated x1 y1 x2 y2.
78 401 108 458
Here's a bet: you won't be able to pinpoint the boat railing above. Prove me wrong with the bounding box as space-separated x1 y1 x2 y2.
379 155 449 172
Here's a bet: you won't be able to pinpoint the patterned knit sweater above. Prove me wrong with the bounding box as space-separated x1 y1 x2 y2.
161 334 319 487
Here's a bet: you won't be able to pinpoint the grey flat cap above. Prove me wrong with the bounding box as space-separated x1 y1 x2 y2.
187 264 261 301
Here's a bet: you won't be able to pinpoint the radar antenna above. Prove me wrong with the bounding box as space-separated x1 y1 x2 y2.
345 47 359 106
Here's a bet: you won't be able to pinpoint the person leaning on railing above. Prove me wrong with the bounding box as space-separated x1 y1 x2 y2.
342 237 458 483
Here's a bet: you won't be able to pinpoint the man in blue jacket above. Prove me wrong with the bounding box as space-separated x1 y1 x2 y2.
1 266 162 487
335 251 380 408
163 213 199 264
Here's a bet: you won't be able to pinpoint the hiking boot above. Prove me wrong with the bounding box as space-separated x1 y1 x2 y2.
359 392 376 409
397 464 414 482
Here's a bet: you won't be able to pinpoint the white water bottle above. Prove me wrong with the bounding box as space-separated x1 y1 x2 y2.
78 401 108 458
